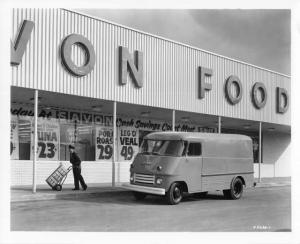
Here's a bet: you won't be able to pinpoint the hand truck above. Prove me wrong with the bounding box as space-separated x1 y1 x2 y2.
45 164 72 191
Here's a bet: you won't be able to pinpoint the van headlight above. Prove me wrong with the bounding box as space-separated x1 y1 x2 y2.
130 174 134 182
156 178 163 185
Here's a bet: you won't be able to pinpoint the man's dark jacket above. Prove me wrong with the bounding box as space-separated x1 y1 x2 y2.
70 152 81 167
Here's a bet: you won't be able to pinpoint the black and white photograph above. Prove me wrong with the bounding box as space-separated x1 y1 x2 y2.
1 0 300 244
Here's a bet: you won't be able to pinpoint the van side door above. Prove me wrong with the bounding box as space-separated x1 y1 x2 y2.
182 141 203 193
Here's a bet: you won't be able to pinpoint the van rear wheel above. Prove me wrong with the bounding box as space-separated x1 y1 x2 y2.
166 182 183 205
223 177 244 200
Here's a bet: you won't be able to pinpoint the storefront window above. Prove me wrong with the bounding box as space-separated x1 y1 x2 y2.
17 117 32 160
60 122 95 161
11 107 220 162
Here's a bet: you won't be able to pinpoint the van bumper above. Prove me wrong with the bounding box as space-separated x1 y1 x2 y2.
122 183 166 195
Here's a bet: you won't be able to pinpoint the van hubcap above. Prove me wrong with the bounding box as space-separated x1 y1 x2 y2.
173 186 181 199
234 182 242 196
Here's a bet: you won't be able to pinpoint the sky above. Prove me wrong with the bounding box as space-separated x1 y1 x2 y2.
78 9 291 75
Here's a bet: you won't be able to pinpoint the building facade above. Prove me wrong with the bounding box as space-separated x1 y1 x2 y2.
10 8 291 187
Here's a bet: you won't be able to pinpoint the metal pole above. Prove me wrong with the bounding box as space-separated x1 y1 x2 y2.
172 110 175 131
258 121 262 183
33 90 38 193
218 116 221 134
112 101 117 187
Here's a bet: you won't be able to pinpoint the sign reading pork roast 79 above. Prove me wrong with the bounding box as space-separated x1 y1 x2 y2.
11 19 289 114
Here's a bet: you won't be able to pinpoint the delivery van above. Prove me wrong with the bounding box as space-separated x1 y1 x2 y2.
122 132 255 205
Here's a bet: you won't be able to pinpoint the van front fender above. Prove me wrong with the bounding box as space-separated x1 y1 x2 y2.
162 177 188 193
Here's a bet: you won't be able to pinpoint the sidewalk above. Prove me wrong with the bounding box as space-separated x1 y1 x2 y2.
11 183 129 203
11 177 291 203
254 177 291 188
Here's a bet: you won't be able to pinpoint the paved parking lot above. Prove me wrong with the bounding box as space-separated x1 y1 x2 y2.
11 186 291 232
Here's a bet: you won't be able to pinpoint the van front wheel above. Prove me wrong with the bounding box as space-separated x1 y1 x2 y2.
223 177 244 200
166 182 183 205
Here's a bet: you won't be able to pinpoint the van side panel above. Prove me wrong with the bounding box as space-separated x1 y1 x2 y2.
242 173 254 188
201 173 254 191
176 157 203 193
203 139 252 159
201 157 252 191
201 157 253 176
201 139 254 191
202 175 233 191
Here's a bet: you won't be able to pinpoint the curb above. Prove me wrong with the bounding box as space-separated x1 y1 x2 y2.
254 182 291 188
11 187 130 203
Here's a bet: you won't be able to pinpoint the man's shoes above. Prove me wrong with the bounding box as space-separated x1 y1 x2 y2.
72 188 79 191
83 185 88 191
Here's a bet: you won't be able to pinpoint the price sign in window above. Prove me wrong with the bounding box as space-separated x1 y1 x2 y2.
95 126 114 161
118 127 139 161
31 119 60 161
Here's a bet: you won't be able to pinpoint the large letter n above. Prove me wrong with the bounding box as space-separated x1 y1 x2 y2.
119 46 143 88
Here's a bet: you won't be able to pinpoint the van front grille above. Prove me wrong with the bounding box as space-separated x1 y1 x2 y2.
134 173 155 184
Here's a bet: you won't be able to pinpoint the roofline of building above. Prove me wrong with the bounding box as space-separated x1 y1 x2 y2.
63 8 290 79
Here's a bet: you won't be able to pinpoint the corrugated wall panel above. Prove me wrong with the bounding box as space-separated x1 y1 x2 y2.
11 8 290 125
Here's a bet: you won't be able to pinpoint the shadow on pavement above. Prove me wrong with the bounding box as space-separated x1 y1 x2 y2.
64 191 233 206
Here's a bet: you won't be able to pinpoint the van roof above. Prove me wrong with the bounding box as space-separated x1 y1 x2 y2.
144 132 252 141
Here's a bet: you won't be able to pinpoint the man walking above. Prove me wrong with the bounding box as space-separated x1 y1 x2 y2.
69 145 87 191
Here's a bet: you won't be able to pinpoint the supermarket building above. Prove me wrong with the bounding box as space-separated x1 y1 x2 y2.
10 9 291 188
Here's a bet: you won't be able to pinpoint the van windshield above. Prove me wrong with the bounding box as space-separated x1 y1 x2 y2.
140 139 184 157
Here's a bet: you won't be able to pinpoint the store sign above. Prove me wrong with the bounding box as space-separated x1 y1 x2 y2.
11 106 53 118
11 20 34 65
31 120 59 160
198 67 213 99
200 70 289 113
224 75 243 105
61 34 96 76
119 46 143 88
118 127 139 161
11 19 290 114
116 118 216 133
95 126 113 161
252 82 267 109
10 116 19 159
277 87 289 114
11 105 215 132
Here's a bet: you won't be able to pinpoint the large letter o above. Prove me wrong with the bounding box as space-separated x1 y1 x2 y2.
61 34 95 76
252 82 267 109
225 75 243 105
277 87 289 114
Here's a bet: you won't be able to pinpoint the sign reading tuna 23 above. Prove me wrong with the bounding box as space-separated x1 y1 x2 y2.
11 20 289 114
